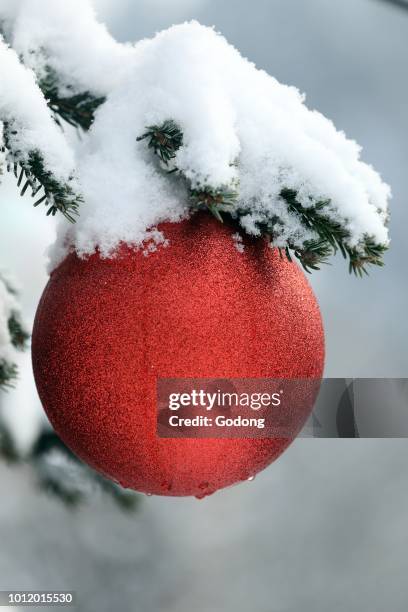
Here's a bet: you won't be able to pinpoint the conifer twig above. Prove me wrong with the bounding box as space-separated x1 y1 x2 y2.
1 123 82 223
39 66 105 131
137 121 388 274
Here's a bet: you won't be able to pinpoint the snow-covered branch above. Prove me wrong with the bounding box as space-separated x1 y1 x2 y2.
0 37 82 220
0 273 28 389
1 1 391 274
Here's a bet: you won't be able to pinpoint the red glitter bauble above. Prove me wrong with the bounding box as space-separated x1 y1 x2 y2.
32 213 324 498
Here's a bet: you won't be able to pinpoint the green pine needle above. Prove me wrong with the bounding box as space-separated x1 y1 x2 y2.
8 312 30 350
190 187 239 222
290 239 333 273
0 278 29 391
280 188 387 275
39 66 105 131
137 119 183 163
2 125 82 223
0 359 18 390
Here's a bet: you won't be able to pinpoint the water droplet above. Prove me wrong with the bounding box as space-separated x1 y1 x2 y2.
146 493 153 497
247 475 256 482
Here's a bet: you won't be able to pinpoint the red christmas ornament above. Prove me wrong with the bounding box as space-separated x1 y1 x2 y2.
32 213 324 498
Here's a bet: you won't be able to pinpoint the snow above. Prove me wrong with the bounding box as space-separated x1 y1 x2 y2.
2 0 136 96
0 1 391 266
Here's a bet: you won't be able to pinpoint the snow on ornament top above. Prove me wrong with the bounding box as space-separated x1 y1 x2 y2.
0 2 390 274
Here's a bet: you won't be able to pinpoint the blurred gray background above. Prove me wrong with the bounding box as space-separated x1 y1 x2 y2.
0 0 407 610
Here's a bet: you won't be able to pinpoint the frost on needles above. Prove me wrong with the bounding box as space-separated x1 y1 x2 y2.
0 1 390 275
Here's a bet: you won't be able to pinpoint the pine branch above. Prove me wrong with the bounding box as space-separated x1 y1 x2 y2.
280 188 388 275
8 312 30 350
39 66 105 131
31 430 140 510
2 123 82 223
138 120 388 275
0 275 29 391
190 187 239 222
347 238 387 277
36 469 84 507
0 359 18 390
286 239 333 274
137 120 183 163
0 421 20 462
1 406 137 508
92 473 140 512
0 58 101 226
137 120 239 220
